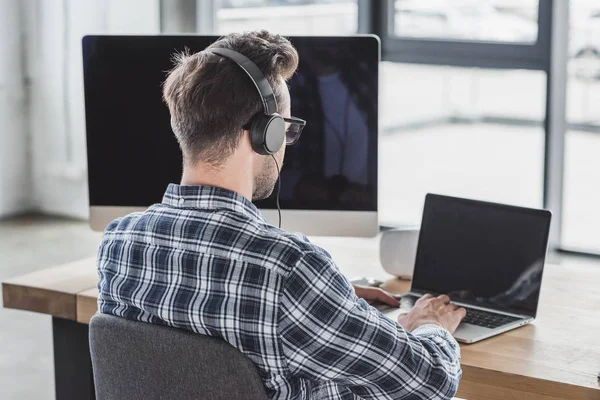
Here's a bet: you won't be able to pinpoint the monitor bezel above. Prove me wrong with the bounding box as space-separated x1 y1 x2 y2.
90 206 378 237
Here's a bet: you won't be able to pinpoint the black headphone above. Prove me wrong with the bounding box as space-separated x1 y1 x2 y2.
209 48 286 156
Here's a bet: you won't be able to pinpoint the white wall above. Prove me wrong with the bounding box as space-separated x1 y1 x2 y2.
0 0 31 218
24 0 160 219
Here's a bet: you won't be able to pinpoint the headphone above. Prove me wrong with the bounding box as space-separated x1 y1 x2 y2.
208 47 286 156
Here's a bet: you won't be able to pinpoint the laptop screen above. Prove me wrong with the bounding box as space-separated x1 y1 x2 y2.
412 194 551 317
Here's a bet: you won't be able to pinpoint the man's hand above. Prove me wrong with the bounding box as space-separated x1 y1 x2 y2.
397 294 466 334
353 285 400 307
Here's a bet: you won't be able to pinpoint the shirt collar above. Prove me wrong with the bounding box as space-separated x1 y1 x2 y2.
162 184 265 222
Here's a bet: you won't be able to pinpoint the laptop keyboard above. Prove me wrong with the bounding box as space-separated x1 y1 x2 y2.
376 295 522 329
462 308 520 329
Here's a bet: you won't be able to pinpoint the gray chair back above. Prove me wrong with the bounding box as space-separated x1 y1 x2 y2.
89 313 268 400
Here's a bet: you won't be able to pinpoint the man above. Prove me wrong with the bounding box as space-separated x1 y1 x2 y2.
97 30 465 399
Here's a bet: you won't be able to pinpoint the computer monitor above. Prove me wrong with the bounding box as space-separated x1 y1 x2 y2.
83 35 379 236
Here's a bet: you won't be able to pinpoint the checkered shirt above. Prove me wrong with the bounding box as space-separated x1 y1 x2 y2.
97 184 462 399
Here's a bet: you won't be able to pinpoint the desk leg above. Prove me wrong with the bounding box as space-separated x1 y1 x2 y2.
52 317 95 400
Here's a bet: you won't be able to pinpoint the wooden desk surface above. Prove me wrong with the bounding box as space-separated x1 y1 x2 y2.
3 237 600 399
2 257 98 321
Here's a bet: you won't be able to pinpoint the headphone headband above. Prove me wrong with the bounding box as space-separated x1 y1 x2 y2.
208 47 278 115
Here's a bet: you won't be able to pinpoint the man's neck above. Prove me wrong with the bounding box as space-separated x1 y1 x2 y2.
180 157 254 200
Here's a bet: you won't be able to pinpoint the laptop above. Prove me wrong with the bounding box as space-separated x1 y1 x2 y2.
379 194 552 343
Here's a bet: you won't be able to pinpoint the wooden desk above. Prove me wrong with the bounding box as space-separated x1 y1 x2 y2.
3 237 600 400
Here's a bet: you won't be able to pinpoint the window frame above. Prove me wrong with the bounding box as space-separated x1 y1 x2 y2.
372 0 552 71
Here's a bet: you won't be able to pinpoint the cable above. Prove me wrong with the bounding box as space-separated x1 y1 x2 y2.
271 154 282 229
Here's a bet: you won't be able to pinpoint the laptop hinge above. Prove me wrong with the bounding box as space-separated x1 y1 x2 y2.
409 288 428 296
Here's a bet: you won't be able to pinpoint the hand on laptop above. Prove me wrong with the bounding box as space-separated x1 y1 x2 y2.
353 285 401 307
397 294 466 334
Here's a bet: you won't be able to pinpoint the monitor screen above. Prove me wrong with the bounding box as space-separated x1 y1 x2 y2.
412 194 551 317
82 35 378 216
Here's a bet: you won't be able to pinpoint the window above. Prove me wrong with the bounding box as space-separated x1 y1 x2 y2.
393 0 539 43
376 1 548 227
562 0 600 252
202 1 600 256
379 63 545 226
216 0 358 35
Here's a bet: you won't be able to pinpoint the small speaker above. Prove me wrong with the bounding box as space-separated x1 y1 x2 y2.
380 228 420 279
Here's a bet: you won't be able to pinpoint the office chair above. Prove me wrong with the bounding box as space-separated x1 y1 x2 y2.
89 313 268 400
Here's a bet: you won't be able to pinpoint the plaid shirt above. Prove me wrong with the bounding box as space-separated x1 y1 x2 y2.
98 184 462 400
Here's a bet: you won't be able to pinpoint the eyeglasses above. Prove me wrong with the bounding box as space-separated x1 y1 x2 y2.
283 116 306 146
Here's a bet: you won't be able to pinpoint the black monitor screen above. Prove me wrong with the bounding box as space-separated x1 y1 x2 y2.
412 194 551 317
82 35 379 211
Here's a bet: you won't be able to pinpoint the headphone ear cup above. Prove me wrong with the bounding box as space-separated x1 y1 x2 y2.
250 114 285 155
249 116 270 155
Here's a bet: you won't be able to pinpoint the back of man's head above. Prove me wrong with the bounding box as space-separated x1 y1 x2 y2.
163 31 299 167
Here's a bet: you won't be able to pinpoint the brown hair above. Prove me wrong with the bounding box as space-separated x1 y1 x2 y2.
163 31 299 167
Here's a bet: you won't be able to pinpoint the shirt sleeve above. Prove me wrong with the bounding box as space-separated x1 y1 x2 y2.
278 251 462 400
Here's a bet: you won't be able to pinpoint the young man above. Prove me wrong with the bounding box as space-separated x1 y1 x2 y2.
97 30 465 400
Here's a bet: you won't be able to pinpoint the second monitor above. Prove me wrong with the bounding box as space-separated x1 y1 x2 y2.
83 35 379 236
